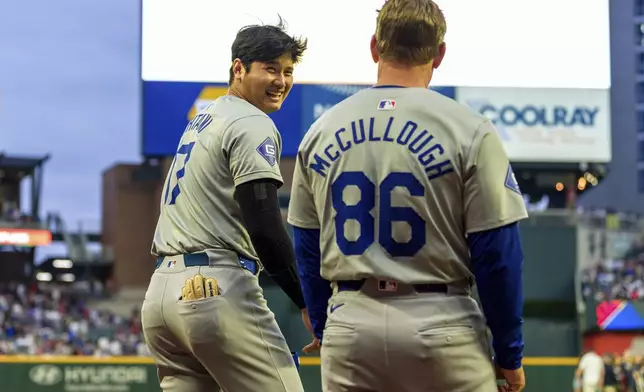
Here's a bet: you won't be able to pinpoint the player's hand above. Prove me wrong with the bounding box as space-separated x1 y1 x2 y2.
181 274 219 300
495 365 525 392
302 337 320 354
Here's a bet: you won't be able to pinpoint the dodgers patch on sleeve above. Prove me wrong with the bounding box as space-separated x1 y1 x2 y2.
505 164 521 195
256 137 277 166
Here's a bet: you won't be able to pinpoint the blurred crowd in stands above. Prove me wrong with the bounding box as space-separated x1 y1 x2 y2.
581 241 644 301
1 200 20 221
0 282 147 356
581 351 644 392
0 200 32 225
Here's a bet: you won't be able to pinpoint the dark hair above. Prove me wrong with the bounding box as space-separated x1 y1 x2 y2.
228 16 308 85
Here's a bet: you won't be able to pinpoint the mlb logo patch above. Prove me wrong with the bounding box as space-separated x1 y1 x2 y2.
377 100 396 111
167 260 176 268
378 280 398 292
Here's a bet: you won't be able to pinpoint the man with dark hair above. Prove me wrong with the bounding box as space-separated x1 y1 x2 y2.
141 20 310 392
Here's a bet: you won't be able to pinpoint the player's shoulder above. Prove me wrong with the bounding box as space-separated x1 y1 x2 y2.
329 86 488 128
210 96 274 127
205 96 279 146
401 88 496 149
298 87 490 152
298 86 372 151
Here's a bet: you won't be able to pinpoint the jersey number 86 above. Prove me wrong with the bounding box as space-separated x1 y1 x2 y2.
331 171 426 258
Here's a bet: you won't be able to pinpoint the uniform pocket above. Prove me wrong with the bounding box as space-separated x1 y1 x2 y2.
413 324 496 391
176 295 222 308
322 322 357 349
418 324 476 336
324 323 356 334
417 323 487 352
176 295 230 344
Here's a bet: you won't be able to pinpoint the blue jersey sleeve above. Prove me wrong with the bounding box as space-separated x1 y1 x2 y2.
292 226 332 341
467 222 524 370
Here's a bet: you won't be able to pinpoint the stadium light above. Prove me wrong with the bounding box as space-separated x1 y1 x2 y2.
52 259 73 269
578 177 587 191
59 273 75 283
36 272 52 282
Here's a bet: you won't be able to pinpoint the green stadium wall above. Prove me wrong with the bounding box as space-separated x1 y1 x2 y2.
0 356 577 392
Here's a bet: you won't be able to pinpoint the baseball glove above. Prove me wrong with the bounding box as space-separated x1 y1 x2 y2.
181 274 219 300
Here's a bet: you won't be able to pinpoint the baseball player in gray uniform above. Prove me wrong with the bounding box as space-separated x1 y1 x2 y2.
287 1 528 391
141 21 314 392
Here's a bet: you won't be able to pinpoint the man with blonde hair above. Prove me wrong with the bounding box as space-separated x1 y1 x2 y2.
288 0 527 391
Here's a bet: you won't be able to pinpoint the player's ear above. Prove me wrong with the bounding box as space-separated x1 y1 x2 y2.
232 58 245 80
370 34 379 63
432 42 447 70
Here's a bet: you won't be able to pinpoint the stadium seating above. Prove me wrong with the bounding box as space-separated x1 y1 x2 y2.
0 282 147 356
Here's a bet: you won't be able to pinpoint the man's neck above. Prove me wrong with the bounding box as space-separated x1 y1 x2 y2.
375 61 434 88
227 86 244 99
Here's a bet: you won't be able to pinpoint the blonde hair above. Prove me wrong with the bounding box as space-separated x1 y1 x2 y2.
376 0 446 66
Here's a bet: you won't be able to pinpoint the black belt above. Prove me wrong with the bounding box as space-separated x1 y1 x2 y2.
155 253 259 276
337 279 449 294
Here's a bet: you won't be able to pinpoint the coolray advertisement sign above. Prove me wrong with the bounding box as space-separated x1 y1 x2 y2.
141 82 456 157
456 87 611 162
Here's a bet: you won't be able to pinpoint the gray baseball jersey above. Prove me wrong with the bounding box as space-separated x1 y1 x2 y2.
287 87 529 284
152 95 283 262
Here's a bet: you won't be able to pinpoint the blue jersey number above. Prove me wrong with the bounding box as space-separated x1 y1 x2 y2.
164 142 195 205
331 171 426 257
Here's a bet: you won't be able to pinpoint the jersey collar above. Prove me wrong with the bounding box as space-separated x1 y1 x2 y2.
371 85 408 89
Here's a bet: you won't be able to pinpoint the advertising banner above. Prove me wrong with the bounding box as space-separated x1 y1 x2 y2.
24 363 154 392
594 300 644 331
142 81 302 157
141 82 455 157
0 359 317 392
456 87 611 162
0 228 52 247
0 356 583 392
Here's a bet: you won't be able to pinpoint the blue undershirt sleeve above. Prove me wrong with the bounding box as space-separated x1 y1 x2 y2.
292 226 332 341
467 222 524 370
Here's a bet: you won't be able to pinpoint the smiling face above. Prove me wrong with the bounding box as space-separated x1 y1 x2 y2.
231 53 295 114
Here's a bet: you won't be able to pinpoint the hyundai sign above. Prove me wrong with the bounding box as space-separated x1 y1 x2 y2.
456 87 611 162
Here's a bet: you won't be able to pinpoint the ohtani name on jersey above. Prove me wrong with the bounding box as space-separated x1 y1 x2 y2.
184 113 213 134
309 117 454 180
